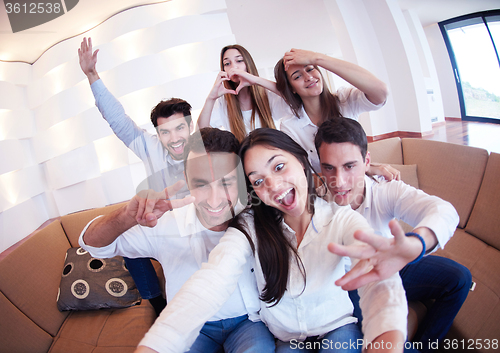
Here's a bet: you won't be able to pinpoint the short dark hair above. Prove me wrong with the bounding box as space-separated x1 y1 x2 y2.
184 128 246 204
184 127 240 157
315 118 368 160
150 98 192 128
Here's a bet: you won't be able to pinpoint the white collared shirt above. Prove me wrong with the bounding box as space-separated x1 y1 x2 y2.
280 87 384 172
78 203 259 323
91 79 189 198
357 175 459 250
140 198 407 353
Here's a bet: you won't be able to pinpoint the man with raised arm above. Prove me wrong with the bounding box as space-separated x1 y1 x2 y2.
78 37 194 314
315 118 472 353
79 128 276 353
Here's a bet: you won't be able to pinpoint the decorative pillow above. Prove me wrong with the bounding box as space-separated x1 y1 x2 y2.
389 164 419 189
57 247 141 311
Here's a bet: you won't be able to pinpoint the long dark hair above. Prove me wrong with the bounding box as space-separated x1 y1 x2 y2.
274 58 344 123
220 45 275 142
230 128 320 306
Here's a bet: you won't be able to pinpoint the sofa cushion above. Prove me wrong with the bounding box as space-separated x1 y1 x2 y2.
57 247 141 311
60 202 126 247
49 301 156 353
402 139 488 228
435 228 500 345
0 291 54 353
0 220 70 336
465 152 500 250
390 164 419 189
368 137 403 164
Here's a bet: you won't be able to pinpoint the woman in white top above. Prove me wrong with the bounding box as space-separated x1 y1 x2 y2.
197 44 290 142
137 129 424 353
276 49 393 175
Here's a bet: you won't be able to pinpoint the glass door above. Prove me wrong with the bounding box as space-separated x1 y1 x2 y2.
440 11 500 123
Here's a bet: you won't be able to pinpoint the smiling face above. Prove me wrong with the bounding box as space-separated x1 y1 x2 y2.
185 151 241 231
286 64 323 98
222 48 247 82
156 113 193 160
318 141 370 210
244 144 308 220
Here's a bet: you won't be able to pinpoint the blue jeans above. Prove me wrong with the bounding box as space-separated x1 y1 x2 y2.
188 314 276 353
349 255 471 353
276 323 362 353
123 257 162 299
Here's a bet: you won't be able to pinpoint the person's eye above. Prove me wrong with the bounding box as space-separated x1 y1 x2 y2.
177 125 184 130
224 62 230 66
253 179 263 187
306 66 314 72
323 165 333 171
275 163 284 172
292 75 301 80
161 131 169 135
345 164 354 170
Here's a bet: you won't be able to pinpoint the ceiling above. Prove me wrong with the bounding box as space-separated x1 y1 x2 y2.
0 0 498 64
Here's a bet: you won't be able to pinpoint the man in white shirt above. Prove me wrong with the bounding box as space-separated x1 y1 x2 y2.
79 37 194 315
315 118 472 353
79 128 275 353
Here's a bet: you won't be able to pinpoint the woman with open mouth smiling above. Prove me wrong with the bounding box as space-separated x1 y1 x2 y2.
137 128 425 353
275 48 400 181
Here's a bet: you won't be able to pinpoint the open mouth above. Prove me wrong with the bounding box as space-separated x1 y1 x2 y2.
169 141 185 154
275 187 296 207
204 204 227 216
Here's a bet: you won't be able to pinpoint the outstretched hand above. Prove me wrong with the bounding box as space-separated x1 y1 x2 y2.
126 180 195 228
328 219 422 290
78 37 100 84
283 48 318 71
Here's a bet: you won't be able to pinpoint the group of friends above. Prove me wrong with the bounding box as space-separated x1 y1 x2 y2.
76 37 472 353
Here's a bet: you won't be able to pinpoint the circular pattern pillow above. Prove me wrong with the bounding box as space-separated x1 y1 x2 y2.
57 247 141 311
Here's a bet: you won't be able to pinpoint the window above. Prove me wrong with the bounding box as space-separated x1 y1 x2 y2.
440 10 500 123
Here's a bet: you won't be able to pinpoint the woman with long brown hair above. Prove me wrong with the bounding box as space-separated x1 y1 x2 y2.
136 129 424 353
275 48 391 174
197 44 290 142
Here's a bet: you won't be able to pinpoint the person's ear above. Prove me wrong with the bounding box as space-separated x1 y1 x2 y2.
189 120 194 133
365 151 371 172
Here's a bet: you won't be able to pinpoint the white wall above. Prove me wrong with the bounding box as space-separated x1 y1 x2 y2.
0 0 235 252
424 23 462 119
0 0 459 252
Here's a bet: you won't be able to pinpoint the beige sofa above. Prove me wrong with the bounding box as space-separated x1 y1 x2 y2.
0 137 498 353
368 138 500 352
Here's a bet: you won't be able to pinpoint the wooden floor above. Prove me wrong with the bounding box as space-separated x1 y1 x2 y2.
422 119 500 154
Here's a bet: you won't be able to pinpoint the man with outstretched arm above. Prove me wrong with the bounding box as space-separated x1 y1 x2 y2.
79 128 276 353
315 118 472 353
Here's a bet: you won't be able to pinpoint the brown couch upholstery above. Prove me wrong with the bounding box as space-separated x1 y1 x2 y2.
368 138 499 352
0 203 158 353
1 137 498 353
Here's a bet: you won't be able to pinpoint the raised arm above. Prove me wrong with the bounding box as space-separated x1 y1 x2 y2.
78 37 100 85
283 48 388 105
83 181 193 247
